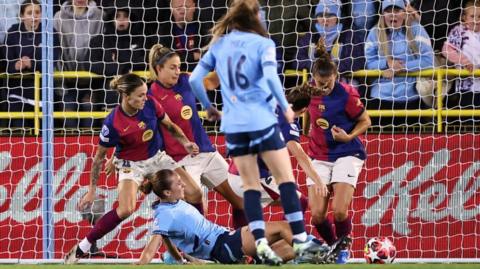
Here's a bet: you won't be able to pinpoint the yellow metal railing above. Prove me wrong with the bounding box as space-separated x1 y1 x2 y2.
0 68 478 134
350 69 480 132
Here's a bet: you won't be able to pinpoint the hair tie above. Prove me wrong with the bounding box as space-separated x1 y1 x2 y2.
155 51 176 66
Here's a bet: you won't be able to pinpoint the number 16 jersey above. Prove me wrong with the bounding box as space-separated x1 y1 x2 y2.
198 31 279 133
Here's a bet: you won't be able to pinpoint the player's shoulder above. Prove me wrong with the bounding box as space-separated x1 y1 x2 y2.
103 107 119 127
177 73 191 87
338 82 360 98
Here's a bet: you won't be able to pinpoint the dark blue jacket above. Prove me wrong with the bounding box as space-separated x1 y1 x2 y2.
5 23 59 74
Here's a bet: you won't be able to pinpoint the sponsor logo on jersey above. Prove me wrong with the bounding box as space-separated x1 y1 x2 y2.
316 118 330 129
181 105 193 120
142 129 154 142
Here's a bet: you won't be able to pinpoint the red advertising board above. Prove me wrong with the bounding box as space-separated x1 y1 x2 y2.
0 134 479 259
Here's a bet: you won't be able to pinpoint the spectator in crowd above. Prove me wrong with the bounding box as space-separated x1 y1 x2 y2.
409 0 463 53
365 0 434 126
296 0 367 77
342 0 380 32
89 2 148 110
54 0 103 127
0 0 21 126
158 0 209 72
99 0 166 50
4 0 59 127
258 0 313 71
0 0 20 44
442 0 480 109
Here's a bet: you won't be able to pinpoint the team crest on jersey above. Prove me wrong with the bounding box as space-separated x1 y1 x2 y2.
142 129 154 141
100 125 110 142
318 104 326 112
316 118 329 129
174 94 183 101
181 105 193 120
122 168 132 174
138 121 146 129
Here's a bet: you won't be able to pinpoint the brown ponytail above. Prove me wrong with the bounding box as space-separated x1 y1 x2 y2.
286 84 312 111
139 169 176 199
208 0 267 48
312 37 337 78
148 44 179 81
110 73 145 96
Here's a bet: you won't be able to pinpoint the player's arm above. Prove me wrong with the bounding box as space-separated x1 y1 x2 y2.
349 110 371 139
160 114 199 155
286 140 328 197
162 237 184 264
261 43 294 122
332 111 371 143
78 145 108 210
136 234 163 265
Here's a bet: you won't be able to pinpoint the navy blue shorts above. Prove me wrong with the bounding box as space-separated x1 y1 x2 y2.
225 124 285 157
210 229 244 264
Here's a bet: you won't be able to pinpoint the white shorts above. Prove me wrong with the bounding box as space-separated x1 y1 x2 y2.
114 150 179 186
306 156 364 187
178 151 228 189
227 173 303 208
227 173 279 207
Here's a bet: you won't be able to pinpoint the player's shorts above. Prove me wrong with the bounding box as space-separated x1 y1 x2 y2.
225 124 285 157
306 156 364 187
227 173 280 207
178 151 228 189
114 150 179 186
210 229 244 264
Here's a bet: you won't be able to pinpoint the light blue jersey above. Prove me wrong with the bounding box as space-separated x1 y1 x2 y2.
190 30 290 133
151 200 228 260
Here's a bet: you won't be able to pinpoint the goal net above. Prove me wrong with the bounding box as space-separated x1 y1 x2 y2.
0 0 479 263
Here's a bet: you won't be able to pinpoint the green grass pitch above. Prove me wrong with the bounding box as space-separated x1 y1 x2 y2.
1 264 479 269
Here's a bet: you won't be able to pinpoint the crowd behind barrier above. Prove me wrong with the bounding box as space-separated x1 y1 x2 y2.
0 0 478 131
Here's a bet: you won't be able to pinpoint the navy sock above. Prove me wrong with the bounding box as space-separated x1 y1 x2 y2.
244 190 265 241
279 182 307 241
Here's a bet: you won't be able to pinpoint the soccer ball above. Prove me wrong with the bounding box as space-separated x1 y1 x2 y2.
364 237 396 264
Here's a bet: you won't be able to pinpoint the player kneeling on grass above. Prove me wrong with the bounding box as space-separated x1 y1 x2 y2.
136 169 326 265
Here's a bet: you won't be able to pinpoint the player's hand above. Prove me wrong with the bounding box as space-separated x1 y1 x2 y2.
203 72 220 90
382 68 395 79
104 156 115 177
465 62 475 73
284 107 295 123
77 189 95 211
206 106 222 121
183 142 199 156
313 181 329 198
331 125 352 143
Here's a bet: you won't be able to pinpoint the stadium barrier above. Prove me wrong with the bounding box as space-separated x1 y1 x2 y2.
0 134 479 262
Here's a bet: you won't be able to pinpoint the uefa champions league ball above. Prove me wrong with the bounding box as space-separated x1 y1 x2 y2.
364 237 396 264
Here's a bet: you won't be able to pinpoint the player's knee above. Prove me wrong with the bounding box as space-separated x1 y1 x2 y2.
311 209 328 224
332 205 348 221
185 188 203 203
117 203 136 218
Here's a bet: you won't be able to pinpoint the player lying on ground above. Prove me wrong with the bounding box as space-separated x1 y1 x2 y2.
136 169 328 265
